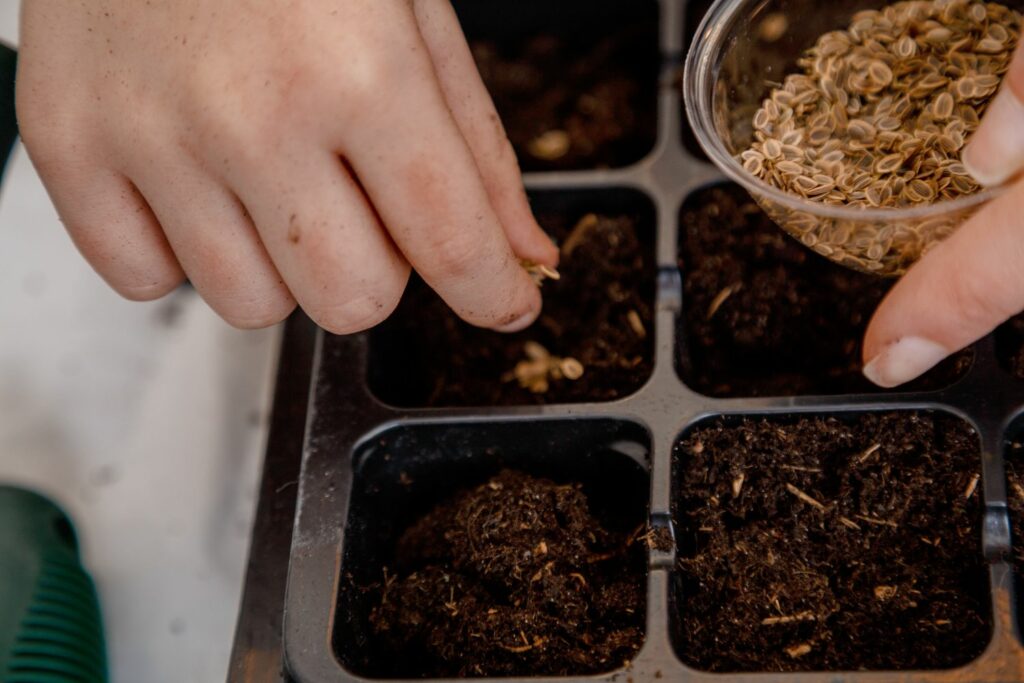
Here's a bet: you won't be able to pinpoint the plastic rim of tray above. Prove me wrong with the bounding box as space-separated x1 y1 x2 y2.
282 1 1024 681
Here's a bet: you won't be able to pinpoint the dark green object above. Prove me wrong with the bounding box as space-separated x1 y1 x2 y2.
0 487 107 683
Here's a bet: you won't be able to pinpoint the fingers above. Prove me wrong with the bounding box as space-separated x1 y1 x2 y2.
222 144 411 335
963 44 1024 187
863 180 1024 387
341 12 542 332
412 0 558 267
32 162 186 301
127 156 296 329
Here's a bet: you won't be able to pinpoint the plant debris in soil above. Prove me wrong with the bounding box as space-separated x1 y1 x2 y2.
369 210 654 407
367 470 646 677
673 411 990 672
678 184 972 397
471 29 657 171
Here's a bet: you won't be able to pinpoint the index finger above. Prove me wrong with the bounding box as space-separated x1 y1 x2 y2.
338 16 542 332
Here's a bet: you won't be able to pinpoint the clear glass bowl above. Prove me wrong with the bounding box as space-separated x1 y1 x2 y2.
684 0 1015 276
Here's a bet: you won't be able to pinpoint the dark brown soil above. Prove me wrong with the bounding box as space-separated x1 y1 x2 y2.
471 29 658 172
997 314 1024 379
367 470 646 677
1007 437 1023 597
1007 438 1024 561
368 204 655 407
678 184 973 397
672 411 990 672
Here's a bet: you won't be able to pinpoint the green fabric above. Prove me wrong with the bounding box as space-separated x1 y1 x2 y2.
0 488 107 682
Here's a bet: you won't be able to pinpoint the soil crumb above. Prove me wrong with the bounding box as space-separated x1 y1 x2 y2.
679 184 972 397
367 470 646 677
369 208 654 407
673 412 990 672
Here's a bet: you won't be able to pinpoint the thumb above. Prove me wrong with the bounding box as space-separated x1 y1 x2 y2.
962 44 1024 187
862 180 1024 387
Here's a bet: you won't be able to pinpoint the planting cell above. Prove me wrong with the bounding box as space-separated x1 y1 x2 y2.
671 410 991 672
676 183 973 397
455 0 660 172
369 188 657 407
333 419 650 678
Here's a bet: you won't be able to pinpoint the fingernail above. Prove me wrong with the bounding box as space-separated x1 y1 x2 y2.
963 85 1024 187
493 305 540 333
862 337 950 388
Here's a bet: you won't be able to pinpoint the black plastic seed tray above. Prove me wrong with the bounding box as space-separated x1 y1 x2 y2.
282 1 1024 681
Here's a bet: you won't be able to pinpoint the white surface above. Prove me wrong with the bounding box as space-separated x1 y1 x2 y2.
0 3 282 681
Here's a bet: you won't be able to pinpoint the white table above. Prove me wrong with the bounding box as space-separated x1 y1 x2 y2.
0 5 281 680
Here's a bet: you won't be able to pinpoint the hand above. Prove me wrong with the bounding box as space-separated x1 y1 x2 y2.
16 0 558 333
863 43 1024 387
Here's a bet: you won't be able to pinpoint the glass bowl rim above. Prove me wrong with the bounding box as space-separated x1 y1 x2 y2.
682 0 1008 221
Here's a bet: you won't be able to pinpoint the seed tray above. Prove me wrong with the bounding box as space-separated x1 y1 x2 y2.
282 1 1024 681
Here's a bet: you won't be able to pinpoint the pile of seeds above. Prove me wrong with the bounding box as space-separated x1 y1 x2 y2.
743 0 1020 208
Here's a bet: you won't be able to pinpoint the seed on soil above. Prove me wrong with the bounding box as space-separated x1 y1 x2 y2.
626 309 647 338
528 129 572 161
559 357 585 380
740 0 1020 274
963 473 980 499
505 341 585 393
875 585 898 601
706 283 741 320
732 473 745 498
785 643 813 659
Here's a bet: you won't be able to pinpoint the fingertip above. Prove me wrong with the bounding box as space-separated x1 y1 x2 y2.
217 293 297 330
962 77 1024 188
307 263 410 336
862 336 950 388
491 287 542 333
109 271 187 302
962 142 1005 188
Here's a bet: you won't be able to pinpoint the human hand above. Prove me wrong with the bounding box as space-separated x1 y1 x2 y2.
16 0 558 333
863 42 1024 387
